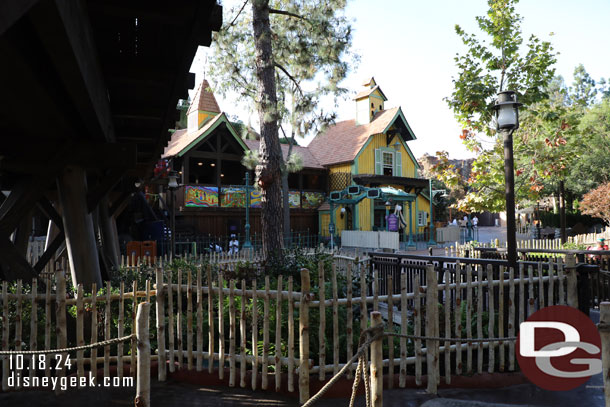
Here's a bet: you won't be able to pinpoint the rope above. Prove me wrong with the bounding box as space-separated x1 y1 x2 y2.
0 334 136 355
387 333 518 343
302 326 383 407
302 326 519 407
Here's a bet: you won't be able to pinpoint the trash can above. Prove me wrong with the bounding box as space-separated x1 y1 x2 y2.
126 241 141 266
141 240 157 263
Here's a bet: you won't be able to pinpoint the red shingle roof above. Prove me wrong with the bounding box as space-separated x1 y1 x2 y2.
307 107 400 166
187 79 221 115
243 139 324 169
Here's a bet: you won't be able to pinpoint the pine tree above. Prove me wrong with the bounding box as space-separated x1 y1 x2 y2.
209 0 355 256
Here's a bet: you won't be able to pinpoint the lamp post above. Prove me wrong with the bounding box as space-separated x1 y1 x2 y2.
167 171 179 258
494 90 522 270
243 172 252 249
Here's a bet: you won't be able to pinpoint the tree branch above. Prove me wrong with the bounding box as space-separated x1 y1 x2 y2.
268 8 310 23
274 63 304 97
224 0 249 31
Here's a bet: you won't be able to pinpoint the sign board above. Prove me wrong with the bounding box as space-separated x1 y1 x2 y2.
367 188 380 199
329 191 342 201
347 185 361 195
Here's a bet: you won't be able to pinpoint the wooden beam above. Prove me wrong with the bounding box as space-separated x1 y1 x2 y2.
36 197 64 233
0 0 39 36
87 168 127 212
33 231 65 274
28 0 115 143
57 166 102 288
0 175 57 237
110 191 133 218
0 142 137 173
0 236 37 281
187 151 242 161
146 1 223 178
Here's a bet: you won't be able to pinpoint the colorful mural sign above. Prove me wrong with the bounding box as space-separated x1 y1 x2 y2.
184 186 323 209
185 186 218 207
302 191 325 209
221 187 246 208
289 191 301 208
250 190 262 208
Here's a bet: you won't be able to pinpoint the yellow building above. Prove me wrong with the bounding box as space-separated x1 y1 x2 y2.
308 78 431 244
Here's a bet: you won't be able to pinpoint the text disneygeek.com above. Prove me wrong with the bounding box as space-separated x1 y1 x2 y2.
5 354 133 391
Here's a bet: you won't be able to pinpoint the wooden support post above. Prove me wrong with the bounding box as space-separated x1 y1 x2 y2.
98 196 120 272
370 311 384 407
156 268 166 381
599 302 610 407
57 166 102 288
299 268 311 404
426 263 439 394
566 254 579 309
135 302 151 407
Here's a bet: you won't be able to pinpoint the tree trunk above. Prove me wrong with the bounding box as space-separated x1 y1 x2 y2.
252 0 284 257
282 171 290 246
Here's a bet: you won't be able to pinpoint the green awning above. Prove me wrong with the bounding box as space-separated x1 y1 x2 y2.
379 186 416 201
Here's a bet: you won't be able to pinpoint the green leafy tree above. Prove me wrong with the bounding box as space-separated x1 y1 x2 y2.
209 0 355 255
565 98 610 195
440 0 557 213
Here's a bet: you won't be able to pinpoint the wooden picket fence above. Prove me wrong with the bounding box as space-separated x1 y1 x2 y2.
455 226 610 257
0 263 151 392
1 254 579 403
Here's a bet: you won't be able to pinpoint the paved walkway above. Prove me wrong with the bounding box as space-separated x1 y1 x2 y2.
1 373 604 407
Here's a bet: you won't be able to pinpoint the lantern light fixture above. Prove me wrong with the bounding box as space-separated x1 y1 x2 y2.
493 90 522 130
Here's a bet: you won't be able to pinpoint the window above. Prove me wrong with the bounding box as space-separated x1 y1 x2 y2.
382 151 393 176
375 148 402 176
417 210 428 227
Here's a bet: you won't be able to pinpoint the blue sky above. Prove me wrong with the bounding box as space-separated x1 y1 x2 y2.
191 0 610 159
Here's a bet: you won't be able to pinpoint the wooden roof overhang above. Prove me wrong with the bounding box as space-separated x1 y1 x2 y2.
0 0 222 183
353 174 429 195
383 108 416 146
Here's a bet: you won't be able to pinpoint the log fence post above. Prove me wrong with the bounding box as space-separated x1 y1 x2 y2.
426 263 439 394
299 268 311 404
370 311 384 407
135 302 151 407
565 254 578 309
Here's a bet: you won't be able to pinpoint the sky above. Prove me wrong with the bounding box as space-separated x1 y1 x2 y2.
190 0 610 159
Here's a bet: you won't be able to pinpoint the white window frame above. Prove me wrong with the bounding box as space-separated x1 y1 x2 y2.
382 151 394 176
417 210 428 227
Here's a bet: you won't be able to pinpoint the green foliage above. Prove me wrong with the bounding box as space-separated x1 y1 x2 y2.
538 210 603 228
565 99 610 195
561 241 588 251
441 0 558 212
210 0 357 142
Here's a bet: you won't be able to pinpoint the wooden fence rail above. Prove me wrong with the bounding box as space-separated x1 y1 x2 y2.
0 254 580 403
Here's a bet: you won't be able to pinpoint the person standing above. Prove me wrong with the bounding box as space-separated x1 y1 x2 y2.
472 215 479 228
229 234 240 255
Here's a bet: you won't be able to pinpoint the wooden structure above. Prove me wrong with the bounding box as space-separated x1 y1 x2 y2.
307 77 432 238
0 0 222 285
0 253 583 402
161 80 326 238
160 76 434 241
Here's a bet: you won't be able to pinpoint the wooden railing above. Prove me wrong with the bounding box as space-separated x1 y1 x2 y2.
0 254 579 402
